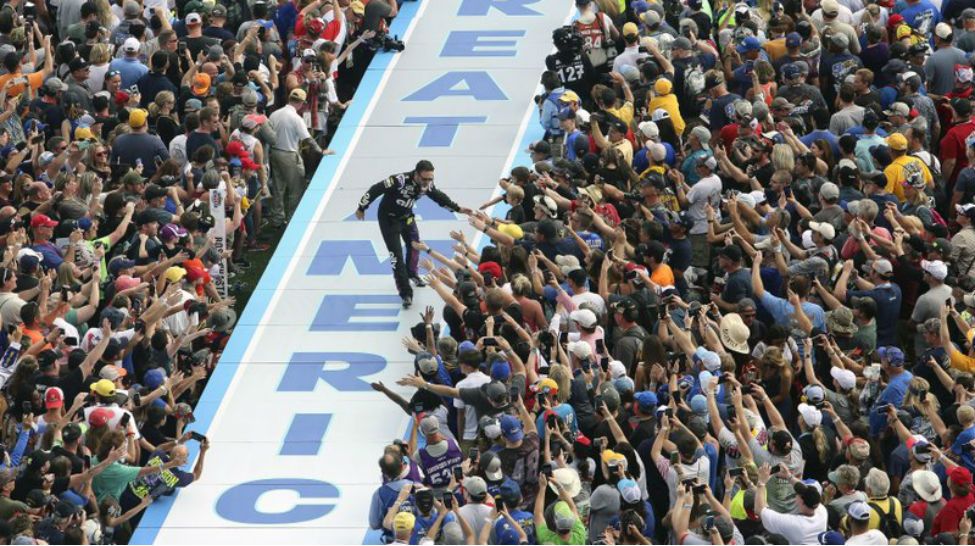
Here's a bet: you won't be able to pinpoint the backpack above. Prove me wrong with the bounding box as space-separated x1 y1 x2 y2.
541 89 565 138
868 498 902 538
683 60 705 102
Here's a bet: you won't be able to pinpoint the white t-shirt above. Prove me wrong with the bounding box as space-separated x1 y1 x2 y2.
454 371 490 440
686 174 722 235
760 505 828 545
846 530 889 545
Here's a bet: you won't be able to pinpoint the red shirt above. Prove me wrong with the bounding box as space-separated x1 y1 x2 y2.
931 491 974 535
939 116 975 184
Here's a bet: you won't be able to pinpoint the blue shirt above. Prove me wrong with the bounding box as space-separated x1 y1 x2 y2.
894 0 941 36
800 129 840 158
869 370 914 435
848 283 902 346
109 56 149 89
758 292 827 331
31 242 63 270
681 149 712 185
954 425 975 472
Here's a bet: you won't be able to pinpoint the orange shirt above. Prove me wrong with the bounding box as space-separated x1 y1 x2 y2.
22 326 43 347
651 263 675 287
0 71 44 98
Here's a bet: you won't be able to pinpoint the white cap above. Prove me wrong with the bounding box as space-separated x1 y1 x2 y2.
569 309 598 329
935 22 953 39
921 259 948 280
122 37 140 52
638 120 659 140
797 403 823 427
830 366 856 390
872 259 894 276
608 360 627 379
567 340 593 360
808 221 836 241
186 12 202 24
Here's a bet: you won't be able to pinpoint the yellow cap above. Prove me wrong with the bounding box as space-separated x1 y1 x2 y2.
74 127 95 141
90 379 116 397
558 90 581 103
602 449 627 466
289 88 307 102
622 22 639 36
654 78 673 95
392 511 415 533
896 25 911 40
165 266 187 283
128 108 148 129
497 222 524 240
536 377 559 394
350 0 365 15
886 132 908 151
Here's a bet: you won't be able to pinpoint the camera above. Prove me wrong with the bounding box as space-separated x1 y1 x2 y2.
364 31 405 52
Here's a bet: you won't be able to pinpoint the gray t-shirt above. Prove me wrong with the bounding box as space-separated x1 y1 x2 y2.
587 484 621 544
912 284 952 352
924 47 968 95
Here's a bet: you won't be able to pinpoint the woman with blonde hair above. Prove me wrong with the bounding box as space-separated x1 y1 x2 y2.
86 43 114 92
547 364 573 405
771 143 795 173
148 90 180 145
53 172 91 220
759 345 794 423
903 377 939 440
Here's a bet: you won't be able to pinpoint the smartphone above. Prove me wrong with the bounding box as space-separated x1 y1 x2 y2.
770 464 782 474
665 407 674 418
120 413 131 428
453 466 463 480
693 484 707 494
729 467 744 477
468 447 479 461
541 462 553 478
64 337 77 346
600 356 609 372
703 514 715 531
482 337 498 347
189 431 206 442
947 298 953 307
494 495 506 510
559 331 568 344
509 386 519 402
594 394 604 409
60 287 69 302
178 41 187 55
595 338 605 354
133 393 142 408
442 492 454 509
30 134 43 145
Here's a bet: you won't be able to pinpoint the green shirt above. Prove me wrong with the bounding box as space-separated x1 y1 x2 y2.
536 520 587 545
91 458 141 502
0 496 29 520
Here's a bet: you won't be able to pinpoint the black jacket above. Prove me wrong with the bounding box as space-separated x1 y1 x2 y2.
358 170 460 219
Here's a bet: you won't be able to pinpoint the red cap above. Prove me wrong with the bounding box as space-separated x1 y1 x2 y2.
887 13 904 27
624 262 647 275
88 407 114 428
114 90 130 105
184 258 209 283
951 466 973 486
241 158 261 171
44 387 63 409
224 140 247 158
306 18 325 36
30 214 58 228
477 260 503 280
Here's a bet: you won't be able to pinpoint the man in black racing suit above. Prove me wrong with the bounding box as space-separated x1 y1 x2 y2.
355 160 471 308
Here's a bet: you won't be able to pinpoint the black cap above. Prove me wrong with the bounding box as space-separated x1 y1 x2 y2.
68 57 89 72
54 500 81 518
718 244 743 262
62 423 82 443
144 184 168 201
25 489 52 508
135 209 158 226
537 219 558 241
793 482 822 508
953 97 973 117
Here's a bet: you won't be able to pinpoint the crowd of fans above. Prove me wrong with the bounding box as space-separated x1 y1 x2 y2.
369 0 975 544
0 0 405 542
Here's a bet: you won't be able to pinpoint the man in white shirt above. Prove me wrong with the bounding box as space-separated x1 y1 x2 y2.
756 467 828 545
267 88 324 228
453 347 490 451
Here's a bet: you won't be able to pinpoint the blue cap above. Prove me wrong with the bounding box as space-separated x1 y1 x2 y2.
736 36 762 53
23 119 47 135
499 479 522 504
491 360 511 381
690 394 708 415
782 62 802 80
494 519 523 545
878 346 905 366
614 376 635 393
257 18 274 28
786 32 802 48
144 368 166 390
499 414 524 442
818 531 846 545
633 391 658 412
631 0 650 13
458 340 476 354
150 398 167 409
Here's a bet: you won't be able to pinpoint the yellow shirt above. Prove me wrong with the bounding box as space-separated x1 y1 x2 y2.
840 496 902 534
764 38 788 62
883 155 933 201
648 93 685 135
605 101 635 126
950 346 975 374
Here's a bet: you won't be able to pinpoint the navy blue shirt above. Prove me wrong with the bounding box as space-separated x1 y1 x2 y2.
848 283 902 346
